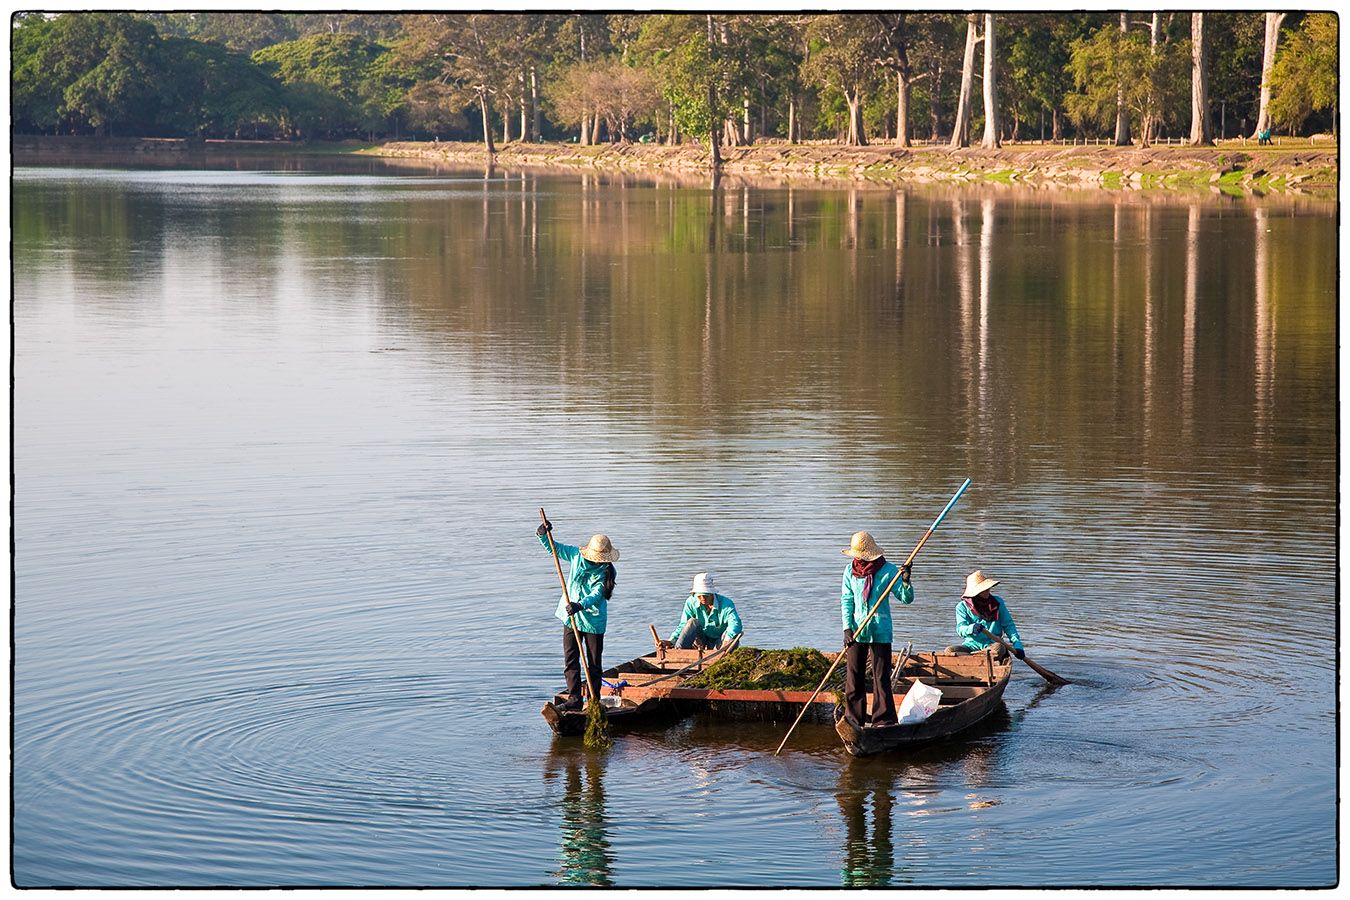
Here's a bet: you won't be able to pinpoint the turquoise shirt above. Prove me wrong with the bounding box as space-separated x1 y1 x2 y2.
840 561 914 644
955 595 1023 651
539 532 611 634
668 593 743 643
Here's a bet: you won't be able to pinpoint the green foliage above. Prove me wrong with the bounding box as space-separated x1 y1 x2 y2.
156 38 282 136
684 647 835 691
582 698 613 750
1065 20 1189 139
1269 14 1338 134
254 33 413 138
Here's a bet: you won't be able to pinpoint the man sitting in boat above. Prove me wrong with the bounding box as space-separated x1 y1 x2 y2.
841 531 914 727
946 570 1025 661
657 572 743 650
538 519 619 711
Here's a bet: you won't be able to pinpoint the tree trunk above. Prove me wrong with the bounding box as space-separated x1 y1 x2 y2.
742 96 751 144
788 91 798 144
580 114 589 146
591 107 602 144
1189 12 1212 145
1253 12 1287 137
896 70 911 147
929 61 944 141
1112 10 1134 144
479 91 496 155
502 101 511 143
1052 107 1062 141
846 89 868 146
531 68 541 141
950 13 978 149
981 13 1000 148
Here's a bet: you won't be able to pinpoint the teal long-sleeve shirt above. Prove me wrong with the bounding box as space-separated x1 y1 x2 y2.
955 595 1023 651
668 593 743 643
538 532 611 634
840 562 914 644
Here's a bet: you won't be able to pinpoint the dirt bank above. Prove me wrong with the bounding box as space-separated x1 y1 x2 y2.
373 139 1337 196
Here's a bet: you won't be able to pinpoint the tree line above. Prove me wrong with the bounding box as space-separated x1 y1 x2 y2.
11 12 1338 155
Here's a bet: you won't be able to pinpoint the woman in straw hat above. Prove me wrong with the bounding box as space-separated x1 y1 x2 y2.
537 518 619 711
945 570 1025 660
840 531 914 727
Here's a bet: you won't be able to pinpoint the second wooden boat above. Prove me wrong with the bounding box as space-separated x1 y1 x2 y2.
833 649 1012 756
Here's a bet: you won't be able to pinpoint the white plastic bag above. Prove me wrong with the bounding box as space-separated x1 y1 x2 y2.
895 680 942 724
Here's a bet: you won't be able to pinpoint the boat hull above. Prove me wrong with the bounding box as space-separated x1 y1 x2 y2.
834 653 1012 756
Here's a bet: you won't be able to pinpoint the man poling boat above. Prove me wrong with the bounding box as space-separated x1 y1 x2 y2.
537 515 619 712
840 531 914 727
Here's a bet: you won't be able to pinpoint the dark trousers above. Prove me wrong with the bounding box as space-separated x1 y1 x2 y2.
563 627 604 703
845 642 896 725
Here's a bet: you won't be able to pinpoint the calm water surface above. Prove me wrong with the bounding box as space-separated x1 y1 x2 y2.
12 162 1337 887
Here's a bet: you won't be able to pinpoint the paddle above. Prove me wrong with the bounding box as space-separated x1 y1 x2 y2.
976 625 1069 686
774 478 973 756
539 508 611 748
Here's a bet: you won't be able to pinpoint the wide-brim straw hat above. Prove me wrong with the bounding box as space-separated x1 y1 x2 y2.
841 531 884 561
963 570 1000 598
580 533 620 563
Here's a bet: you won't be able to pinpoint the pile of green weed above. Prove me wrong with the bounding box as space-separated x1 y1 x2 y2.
685 647 837 691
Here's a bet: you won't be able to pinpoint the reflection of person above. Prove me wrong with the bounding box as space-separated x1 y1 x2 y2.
837 765 896 887
548 749 613 887
537 518 618 710
657 572 743 650
841 531 913 726
945 570 1025 661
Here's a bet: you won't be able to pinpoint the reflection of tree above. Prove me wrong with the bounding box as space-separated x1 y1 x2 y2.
549 748 613 887
836 764 897 887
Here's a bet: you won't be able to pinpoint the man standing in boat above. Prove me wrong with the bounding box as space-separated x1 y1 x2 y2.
537 519 619 711
946 569 1026 661
840 531 914 727
657 572 743 650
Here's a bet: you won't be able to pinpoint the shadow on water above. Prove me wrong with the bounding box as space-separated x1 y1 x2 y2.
544 745 613 887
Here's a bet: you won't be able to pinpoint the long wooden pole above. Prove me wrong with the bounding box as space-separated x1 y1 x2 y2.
540 508 603 704
977 626 1069 685
774 479 972 755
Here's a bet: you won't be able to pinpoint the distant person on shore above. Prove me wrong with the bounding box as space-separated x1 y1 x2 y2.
538 519 618 711
840 531 914 727
657 572 743 650
945 570 1025 661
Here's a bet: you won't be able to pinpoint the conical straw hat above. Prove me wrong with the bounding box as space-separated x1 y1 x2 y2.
963 570 1000 597
841 531 884 561
580 534 620 563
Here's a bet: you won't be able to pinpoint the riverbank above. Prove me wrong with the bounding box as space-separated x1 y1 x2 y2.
373 138 1337 196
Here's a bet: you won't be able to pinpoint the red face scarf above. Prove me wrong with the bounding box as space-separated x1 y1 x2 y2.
965 593 999 622
851 556 886 602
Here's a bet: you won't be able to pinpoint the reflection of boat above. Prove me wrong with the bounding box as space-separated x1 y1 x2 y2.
834 650 1012 757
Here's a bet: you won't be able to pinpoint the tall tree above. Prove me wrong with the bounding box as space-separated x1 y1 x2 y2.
398 14 516 154
1252 12 1289 137
802 15 878 146
871 13 926 148
949 13 979 148
980 13 999 148
1269 13 1338 137
1189 12 1212 145
1114 13 1131 145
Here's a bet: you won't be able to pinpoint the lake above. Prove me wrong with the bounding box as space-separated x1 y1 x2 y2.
11 161 1338 887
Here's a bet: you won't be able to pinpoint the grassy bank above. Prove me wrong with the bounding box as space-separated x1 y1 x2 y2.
371 138 1337 196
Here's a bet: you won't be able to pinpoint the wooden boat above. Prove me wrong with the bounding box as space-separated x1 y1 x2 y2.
542 643 845 735
541 645 733 736
833 649 1012 757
